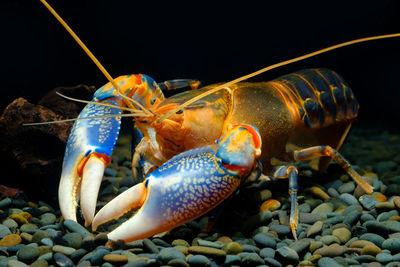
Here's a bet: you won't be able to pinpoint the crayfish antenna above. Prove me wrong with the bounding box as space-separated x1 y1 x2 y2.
157 33 400 123
55 92 146 114
39 0 153 116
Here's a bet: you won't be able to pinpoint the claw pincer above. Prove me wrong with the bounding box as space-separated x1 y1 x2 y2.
92 124 262 242
59 74 163 226
59 99 121 225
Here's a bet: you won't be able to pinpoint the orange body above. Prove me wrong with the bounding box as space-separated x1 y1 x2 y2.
135 68 358 175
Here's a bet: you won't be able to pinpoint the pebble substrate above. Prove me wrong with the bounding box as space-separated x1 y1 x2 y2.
1 123 400 267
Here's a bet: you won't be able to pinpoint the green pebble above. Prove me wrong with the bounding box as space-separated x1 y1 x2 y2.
311 203 334 214
241 253 265 265
0 225 11 239
2 218 18 231
167 258 188 267
320 235 341 245
17 246 40 263
38 252 53 261
8 209 23 215
143 239 159 254
63 232 83 249
378 210 399 222
376 252 393 263
317 257 342 267
224 255 241 265
70 248 87 262
39 213 56 226
0 198 12 209
40 238 53 247
188 254 210 266
31 259 48 267
91 248 110 266
7 260 28 267
382 238 400 253
385 221 400 232
253 233 276 248
31 230 51 244
276 246 299 261
158 247 186 264
63 220 91 238
52 245 76 256
289 239 311 254
197 239 222 249
360 233 385 247
264 257 283 267
19 223 39 234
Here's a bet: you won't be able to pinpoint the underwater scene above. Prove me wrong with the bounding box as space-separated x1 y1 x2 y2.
1 1 400 266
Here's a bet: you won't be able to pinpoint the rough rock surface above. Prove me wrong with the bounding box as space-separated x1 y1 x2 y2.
0 85 95 201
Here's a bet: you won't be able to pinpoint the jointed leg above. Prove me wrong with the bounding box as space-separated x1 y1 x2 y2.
158 79 200 91
292 145 373 194
274 165 299 240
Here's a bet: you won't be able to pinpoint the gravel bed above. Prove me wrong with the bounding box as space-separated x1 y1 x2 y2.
1 123 400 266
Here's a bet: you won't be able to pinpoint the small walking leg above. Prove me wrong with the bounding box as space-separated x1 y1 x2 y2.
292 145 373 194
274 165 299 240
158 79 200 91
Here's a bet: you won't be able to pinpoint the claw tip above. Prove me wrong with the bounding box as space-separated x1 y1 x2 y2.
290 222 297 240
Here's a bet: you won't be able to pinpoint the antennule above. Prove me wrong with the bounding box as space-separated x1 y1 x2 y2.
23 113 148 126
55 92 146 114
157 33 400 123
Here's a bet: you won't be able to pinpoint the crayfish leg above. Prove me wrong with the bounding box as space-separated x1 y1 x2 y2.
273 165 299 240
292 145 374 194
158 79 201 91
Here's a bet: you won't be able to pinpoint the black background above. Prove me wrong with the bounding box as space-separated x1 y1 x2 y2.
1 0 400 124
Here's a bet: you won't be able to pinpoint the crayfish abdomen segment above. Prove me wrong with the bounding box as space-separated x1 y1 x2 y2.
272 68 359 129
222 68 358 172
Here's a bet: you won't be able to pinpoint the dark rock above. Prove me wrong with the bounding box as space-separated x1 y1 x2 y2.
143 239 159 254
264 257 283 267
253 233 276 248
54 252 75 267
0 98 71 202
365 221 390 236
269 224 291 236
276 246 299 263
91 248 109 266
241 253 264 266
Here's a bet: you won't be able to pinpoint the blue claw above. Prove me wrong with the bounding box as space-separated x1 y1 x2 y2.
92 124 262 242
59 99 121 226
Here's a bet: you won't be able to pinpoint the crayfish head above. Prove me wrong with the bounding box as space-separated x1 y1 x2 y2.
94 74 164 110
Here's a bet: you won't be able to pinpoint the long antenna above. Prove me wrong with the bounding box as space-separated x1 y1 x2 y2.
157 33 400 123
39 0 152 116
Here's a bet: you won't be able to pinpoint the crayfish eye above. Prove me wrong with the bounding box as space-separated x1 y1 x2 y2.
176 109 184 114
150 97 156 105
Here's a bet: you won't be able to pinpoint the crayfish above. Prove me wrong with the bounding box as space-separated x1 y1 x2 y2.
35 0 400 242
